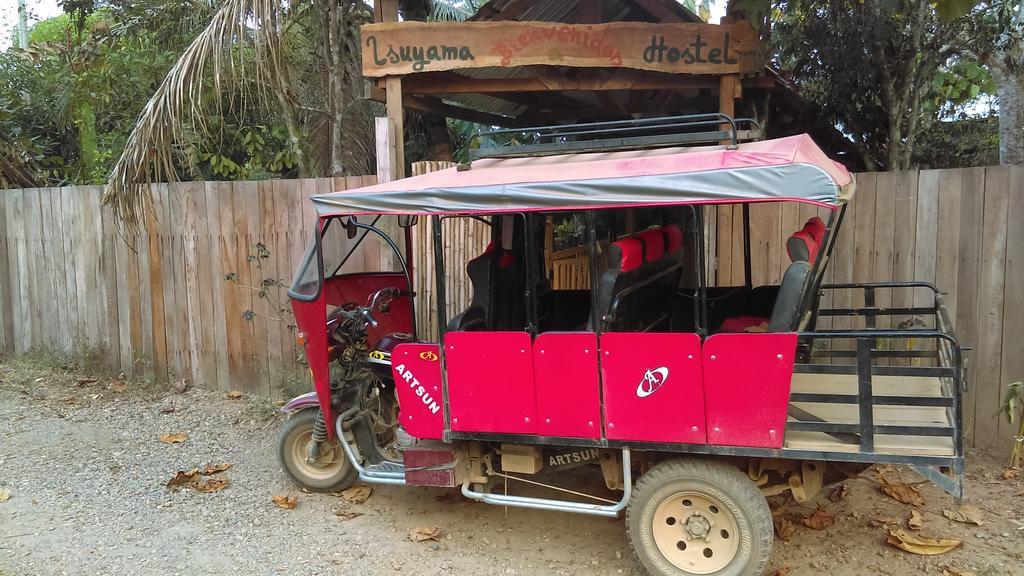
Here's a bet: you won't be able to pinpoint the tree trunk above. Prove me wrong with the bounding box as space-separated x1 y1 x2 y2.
327 0 346 176
423 113 454 161
991 60 1024 165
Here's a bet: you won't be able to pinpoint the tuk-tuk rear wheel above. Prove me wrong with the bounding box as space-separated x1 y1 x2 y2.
278 409 357 492
627 458 772 576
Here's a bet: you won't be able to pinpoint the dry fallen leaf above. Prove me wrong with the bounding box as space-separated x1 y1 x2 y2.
333 508 364 521
827 484 848 502
109 381 128 393
272 495 298 510
273 399 286 407
194 476 229 493
1002 467 1020 480
408 526 442 542
75 378 98 387
166 469 200 488
909 509 924 530
879 481 925 507
159 432 188 444
201 463 232 476
942 566 977 576
774 517 796 541
225 390 243 399
341 485 372 504
172 379 189 393
802 507 834 530
159 406 176 414
886 529 961 555
0 489 10 502
770 568 791 576
942 504 983 526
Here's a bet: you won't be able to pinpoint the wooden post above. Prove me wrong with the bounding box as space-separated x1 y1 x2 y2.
375 117 397 184
378 0 405 179
719 74 738 144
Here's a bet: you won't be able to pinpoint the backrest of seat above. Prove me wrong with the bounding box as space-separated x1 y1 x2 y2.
662 224 683 256
635 228 665 263
595 227 686 331
768 260 812 331
786 217 827 264
465 242 496 310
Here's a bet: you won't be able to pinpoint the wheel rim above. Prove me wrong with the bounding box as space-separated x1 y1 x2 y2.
289 429 347 481
652 491 740 574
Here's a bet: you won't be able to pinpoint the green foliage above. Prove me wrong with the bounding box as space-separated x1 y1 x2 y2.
1002 381 1024 468
0 1 305 187
772 0 984 170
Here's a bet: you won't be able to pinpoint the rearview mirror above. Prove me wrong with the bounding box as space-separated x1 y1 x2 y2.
344 216 358 239
398 215 418 228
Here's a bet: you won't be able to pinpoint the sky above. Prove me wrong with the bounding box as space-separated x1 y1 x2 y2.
1 0 62 50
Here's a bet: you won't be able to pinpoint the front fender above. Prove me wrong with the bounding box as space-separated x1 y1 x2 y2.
279 391 320 414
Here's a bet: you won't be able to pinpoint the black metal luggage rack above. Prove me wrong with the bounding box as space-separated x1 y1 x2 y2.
468 114 763 160
792 281 965 498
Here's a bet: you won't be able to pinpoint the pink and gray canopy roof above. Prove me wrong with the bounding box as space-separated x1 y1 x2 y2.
312 134 854 217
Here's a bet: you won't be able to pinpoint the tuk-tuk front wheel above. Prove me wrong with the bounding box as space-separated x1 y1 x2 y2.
278 409 357 492
627 458 772 576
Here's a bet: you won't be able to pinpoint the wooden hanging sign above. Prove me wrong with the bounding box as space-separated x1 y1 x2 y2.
361 20 763 77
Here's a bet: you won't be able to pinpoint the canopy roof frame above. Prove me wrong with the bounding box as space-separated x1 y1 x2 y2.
312 134 854 217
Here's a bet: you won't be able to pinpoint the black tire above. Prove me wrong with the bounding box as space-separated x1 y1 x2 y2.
278 409 357 492
627 458 773 576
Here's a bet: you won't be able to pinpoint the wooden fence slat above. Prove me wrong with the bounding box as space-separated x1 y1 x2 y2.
24 188 45 349
974 166 1010 448
872 172 897 330
258 180 284 395
0 192 12 354
48 187 71 352
191 183 216 389
99 186 121 363
914 170 941 317
59 188 81 355
9 190 29 352
37 188 59 350
955 167 986 439
998 166 1024 449
891 170 919 339
935 169 963 327
852 172 878 331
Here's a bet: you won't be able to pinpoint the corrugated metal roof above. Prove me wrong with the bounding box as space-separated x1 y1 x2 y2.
442 93 527 118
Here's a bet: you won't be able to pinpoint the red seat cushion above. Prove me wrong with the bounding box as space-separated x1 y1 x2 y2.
786 217 827 264
635 229 665 262
717 315 770 333
612 237 643 272
662 224 683 254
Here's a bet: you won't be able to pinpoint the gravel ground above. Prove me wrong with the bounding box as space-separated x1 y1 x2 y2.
1 359 1022 576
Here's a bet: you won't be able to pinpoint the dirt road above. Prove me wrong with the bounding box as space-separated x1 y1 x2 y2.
1 360 1021 576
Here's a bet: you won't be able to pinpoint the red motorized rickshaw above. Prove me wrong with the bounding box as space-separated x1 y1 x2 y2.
278 116 964 576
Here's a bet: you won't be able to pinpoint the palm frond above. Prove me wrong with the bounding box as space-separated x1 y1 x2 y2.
103 0 285 230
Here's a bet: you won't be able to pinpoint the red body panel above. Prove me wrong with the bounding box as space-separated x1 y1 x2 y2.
323 272 413 344
291 294 333 437
392 343 444 440
446 331 537 435
702 333 797 448
600 332 706 444
291 272 412 440
533 332 601 438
